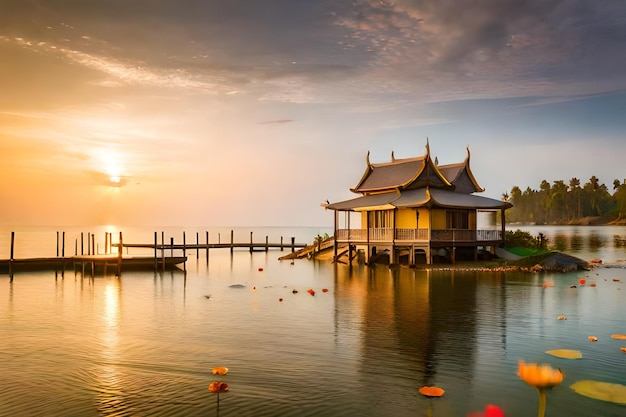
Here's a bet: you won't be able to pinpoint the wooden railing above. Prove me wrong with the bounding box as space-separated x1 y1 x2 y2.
336 228 502 242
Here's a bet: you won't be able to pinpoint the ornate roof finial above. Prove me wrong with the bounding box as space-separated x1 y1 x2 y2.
466 146 471 160
391 150 395 162
435 156 439 165
366 150 371 166
425 137 430 156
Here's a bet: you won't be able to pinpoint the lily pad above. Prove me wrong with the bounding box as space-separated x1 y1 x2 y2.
546 349 583 359
570 380 626 405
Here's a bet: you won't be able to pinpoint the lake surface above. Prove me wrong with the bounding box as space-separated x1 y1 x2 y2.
1 225 626 416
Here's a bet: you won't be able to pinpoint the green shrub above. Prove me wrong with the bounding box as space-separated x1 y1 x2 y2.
505 229 548 249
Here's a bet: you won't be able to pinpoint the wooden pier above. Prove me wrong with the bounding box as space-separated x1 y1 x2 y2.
1 230 309 277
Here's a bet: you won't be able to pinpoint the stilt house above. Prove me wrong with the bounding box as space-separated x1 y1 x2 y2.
324 143 512 265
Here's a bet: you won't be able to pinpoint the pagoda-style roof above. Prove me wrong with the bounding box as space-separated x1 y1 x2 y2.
350 143 484 195
326 188 511 212
351 145 452 194
326 141 509 212
436 148 484 194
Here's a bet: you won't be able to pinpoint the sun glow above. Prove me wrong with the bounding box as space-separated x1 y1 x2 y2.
95 149 126 186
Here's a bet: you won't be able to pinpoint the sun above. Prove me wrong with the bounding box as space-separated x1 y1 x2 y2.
109 175 121 184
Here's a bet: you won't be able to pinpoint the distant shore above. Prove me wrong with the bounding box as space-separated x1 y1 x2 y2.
509 216 626 226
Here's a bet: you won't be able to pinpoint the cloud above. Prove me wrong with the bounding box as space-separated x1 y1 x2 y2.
257 119 294 125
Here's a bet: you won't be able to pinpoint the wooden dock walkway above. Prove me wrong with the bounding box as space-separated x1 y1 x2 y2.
1 229 309 277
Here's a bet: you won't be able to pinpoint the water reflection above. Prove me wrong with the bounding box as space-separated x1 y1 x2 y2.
334 265 497 414
95 279 124 414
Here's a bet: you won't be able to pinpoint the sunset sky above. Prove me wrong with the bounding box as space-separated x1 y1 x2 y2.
1 0 625 227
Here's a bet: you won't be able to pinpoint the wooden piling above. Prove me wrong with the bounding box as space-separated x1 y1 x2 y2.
116 232 123 276
153 232 158 271
230 230 234 253
291 237 295 252
182 232 187 272
250 232 253 253
195 232 199 259
9 231 15 279
206 231 209 262
265 236 269 252
161 231 165 271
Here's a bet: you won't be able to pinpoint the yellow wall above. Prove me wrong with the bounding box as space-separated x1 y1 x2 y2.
396 208 415 228
431 209 446 229
358 208 478 230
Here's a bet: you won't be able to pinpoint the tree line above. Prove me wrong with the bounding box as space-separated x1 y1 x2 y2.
503 176 626 224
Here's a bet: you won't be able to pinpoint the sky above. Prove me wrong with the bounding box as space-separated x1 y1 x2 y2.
1 0 625 227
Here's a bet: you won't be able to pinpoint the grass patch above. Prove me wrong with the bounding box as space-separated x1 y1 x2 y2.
505 246 551 257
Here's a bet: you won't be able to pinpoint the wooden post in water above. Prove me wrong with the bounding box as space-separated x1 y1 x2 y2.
62 232 66 277
182 232 187 272
196 232 199 259
153 232 158 271
250 231 253 253
9 231 15 280
280 236 284 251
91 234 95 256
56 231 59 257
291 237 295 253
116 232 123 276
87 233 91 255
230 230 234 253
170 237 174 257
81 232 84 255
265 236 269 252
105 233 109 255
161 231 165 271
206 231 209 262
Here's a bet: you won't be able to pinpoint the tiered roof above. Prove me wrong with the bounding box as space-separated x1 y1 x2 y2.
327 142 510 211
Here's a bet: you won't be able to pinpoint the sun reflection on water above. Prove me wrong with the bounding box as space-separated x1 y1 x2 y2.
96 280 124 413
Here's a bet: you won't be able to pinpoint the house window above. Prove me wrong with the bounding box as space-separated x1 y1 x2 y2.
368 210 392 228
446 210 469 229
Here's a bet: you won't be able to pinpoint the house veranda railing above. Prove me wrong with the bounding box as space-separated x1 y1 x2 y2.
336 228 502 242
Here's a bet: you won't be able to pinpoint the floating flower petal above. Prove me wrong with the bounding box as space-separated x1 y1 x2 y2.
418 386 445 397
557 315 567 320
611 334 626 340
588 336 598 342
212 366 229 375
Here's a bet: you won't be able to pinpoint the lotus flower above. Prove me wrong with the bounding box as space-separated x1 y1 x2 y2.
518 360 564 417
208 381 229 393
467 404 505 417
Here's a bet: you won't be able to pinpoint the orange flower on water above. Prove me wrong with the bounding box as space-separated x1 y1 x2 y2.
588 336 598 342
418 386 445 397
620 347 626 353
208 381 229 393
467 404 505 417
307 288 315 296
212 366 229 375
517 360 564 389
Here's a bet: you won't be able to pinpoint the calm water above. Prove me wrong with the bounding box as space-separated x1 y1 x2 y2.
1 225 626 417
